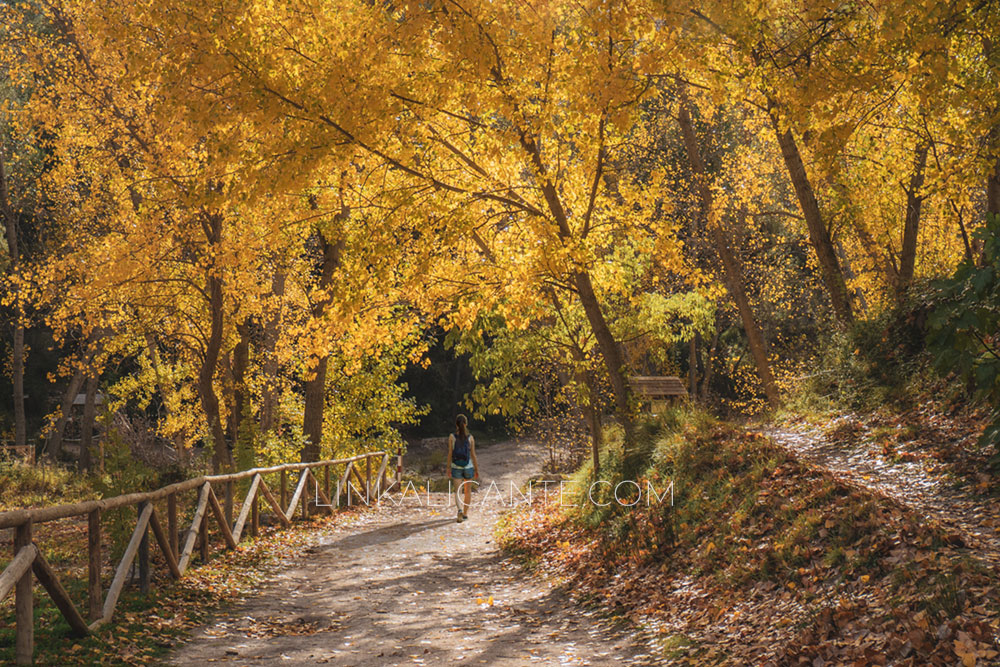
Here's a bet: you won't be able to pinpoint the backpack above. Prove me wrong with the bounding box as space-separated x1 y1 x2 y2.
452 433 471 466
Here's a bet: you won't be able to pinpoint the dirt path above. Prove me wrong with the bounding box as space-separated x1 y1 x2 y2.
764 421 1000 569
168 440 659 666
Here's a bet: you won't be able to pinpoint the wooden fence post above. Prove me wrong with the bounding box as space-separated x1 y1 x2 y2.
177 483 211 574
380 454 388 497
366 456 372 503
88 509 102 622
101 503 153 623
257 478 292 527
167 492 178 560
14 519 33 665
396 448 403 491
301 469 310 520
337 462 354 507
138 501 150 594
148 508 182 579
307 470 335 515
324 464 331 502
280 470 287 510
250 488 259 537
199 506 209 564
32 550 89 636
225 481 234 529
231 475 260 543
206 486 238 550
286 470 310 521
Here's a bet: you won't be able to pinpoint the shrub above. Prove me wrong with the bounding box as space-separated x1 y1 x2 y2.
93 422 157 560
928 214 1000 465
0 457 96 511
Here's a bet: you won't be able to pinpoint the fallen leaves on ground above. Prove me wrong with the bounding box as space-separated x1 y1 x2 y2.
498 423 1000 666
0 507 373 665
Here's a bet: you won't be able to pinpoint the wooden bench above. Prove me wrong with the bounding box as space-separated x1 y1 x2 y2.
629 376 688 411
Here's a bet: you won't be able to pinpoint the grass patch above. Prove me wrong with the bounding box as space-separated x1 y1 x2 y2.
0 460 98 511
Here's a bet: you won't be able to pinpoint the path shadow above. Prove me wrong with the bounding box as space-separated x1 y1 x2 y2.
240 547 660 665
314 517 455 550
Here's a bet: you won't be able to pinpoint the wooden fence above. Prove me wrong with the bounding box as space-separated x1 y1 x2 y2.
0 449 399 665
0 441 34 465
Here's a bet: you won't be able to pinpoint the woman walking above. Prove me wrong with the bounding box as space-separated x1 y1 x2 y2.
448 414 479 522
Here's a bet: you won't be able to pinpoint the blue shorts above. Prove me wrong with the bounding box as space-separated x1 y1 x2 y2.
451 462 474 479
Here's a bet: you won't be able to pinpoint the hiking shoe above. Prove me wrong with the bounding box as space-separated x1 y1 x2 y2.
457 511 464 523
462 512 468 520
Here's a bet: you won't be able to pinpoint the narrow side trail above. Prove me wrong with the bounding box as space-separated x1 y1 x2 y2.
168 440 658 666
765 421 1000 569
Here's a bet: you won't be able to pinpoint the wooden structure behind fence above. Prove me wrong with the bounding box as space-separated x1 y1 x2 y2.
0 441 34 465
0 450 397 665
628 376 688 411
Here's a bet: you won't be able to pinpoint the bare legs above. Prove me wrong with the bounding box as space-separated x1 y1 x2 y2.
454 479 475 520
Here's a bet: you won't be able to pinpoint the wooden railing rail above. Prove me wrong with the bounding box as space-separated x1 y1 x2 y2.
0 442 34 465
0 450 399 664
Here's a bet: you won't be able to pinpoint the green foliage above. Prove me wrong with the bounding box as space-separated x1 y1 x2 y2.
928 214 1000 461
320 338 427 458
93 419 157 560
776 285 980 422
451 285 711 438
632 291 716 367
566 408 718 561
817 307 933 408
257 423 307 468
450 314 570 428
234 401 257 472
0 457 96 510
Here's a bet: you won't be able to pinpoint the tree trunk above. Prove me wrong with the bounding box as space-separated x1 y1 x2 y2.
0 138 26 453
231 321 250 452
452 355 462 416
572 270 637 452
893 141 929 304
701 323 719 402
301 232 343 462
834 240 869 318
678 98 781 408
259 271 286 435
79 372 99 472
986 36 1000 225
767 100 854 325
948 198 975 264
988 134 1000 222
688 337 697 397
43 367 86 460
516 130 637 455
583 390 602 476
565 341 602 476
198 213 231 473
301 357 330 463
10 316 25 451
480 231 610 471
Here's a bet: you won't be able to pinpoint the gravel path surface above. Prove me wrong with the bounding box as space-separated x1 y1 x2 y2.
168 439 659 666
